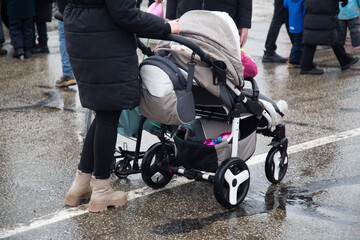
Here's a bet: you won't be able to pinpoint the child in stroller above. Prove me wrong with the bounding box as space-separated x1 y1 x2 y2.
116 10 289 208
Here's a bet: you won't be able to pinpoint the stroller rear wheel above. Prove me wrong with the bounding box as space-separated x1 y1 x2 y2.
141 142 174 189
265 146 288 184
213 158 250 209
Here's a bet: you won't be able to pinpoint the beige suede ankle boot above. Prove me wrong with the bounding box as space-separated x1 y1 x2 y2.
64 170 92 207
88 177 127 212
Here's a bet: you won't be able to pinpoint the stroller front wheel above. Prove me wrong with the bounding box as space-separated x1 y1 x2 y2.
213 158 250 209
141 142 174 189
265 146 288 184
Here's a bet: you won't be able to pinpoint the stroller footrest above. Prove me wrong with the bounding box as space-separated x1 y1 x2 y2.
169 166 215 182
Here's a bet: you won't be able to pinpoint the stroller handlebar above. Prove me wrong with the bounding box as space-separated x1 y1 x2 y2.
138 34 212 66
161 34 212 65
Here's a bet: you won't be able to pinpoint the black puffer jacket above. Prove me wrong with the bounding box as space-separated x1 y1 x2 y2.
58 0 171 111
302 0 343 46
166 0 252 29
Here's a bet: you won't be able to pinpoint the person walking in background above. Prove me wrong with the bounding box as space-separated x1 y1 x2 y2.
32 0 53 54
57 0 179 213
166 0 252 48
136 0 155 8
0 0 7 56
338 0 360 50
1 0 8 29
55 11 75 87
262 0 294 63
7 0 35 59
300 0 359 75
283 0 305 68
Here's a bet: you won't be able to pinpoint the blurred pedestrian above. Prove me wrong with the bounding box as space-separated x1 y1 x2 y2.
7 0 35 59
262 0 294 63
136 0 155 8
166 0 252 48
338 0 360 50
283 0 305 68
300 0 359 75
54 9 75 87
32 0 53 54
1 0 8 29
58 0 179 212
0 0 7 55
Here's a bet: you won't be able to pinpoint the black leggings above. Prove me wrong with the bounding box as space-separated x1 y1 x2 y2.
78 110 122 179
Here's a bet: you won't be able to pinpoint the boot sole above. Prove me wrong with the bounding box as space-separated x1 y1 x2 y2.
88 196 127 212
64 192 92 207
56 79 77 87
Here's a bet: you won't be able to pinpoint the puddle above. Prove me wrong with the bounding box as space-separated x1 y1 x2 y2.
153 175 360 235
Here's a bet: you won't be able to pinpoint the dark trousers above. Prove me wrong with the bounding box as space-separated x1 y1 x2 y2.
289 32 303 64
300 44 354 70
78 110 122 179
33 21 48 46
0 12 5 44
136 0 155 8
8 17 34 49
339 18 360 48
264 0 294 54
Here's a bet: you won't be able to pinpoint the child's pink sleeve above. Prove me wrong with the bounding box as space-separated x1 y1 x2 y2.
241 51 258 78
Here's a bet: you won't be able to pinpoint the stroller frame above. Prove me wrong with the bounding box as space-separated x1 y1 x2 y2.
114 35 289 208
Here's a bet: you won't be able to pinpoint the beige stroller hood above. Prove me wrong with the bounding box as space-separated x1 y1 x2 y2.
155 10 244 98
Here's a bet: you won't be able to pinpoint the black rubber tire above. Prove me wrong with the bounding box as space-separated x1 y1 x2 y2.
213 158 250 209
265 147 288 184
141 142 174 189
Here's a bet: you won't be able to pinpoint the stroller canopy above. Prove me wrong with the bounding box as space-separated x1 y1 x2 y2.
155 10 244 91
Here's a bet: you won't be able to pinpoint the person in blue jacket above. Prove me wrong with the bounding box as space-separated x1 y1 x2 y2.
284 0 305 68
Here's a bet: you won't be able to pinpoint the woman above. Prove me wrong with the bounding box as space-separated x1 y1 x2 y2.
300 0 359 74
57 0 179 212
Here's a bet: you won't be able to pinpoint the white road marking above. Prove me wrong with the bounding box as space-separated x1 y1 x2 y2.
1 127 360 239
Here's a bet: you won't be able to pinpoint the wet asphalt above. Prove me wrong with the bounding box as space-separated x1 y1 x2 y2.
1 1 360 239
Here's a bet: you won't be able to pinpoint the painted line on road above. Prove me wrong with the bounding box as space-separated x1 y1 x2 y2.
1 127 360 239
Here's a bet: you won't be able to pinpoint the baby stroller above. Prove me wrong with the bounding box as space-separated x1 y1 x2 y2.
134 11 288 208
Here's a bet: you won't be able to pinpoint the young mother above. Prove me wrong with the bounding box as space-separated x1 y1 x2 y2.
57 0 179 212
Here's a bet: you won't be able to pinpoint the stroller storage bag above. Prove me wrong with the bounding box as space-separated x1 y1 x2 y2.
139 55 196 125
174 117 258 172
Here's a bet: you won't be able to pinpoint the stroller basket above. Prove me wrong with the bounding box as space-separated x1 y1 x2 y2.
174 116 259 172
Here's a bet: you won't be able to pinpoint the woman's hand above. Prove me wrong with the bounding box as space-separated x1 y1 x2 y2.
238 28 249 48
168 19 180 34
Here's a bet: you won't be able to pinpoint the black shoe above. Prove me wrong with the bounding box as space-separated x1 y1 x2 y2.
56 75 76 87
31 44 50 54
300 67 324 75
24 47 32 58
262 51 288 63
341 56 359 70
13 48 24 59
